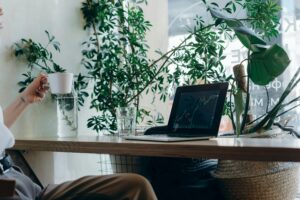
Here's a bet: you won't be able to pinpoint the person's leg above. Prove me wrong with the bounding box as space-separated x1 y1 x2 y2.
40 173 157 200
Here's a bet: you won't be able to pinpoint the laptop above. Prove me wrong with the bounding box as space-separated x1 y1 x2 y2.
124 82 229 142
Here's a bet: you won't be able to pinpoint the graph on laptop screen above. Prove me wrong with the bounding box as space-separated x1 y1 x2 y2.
173 91 220 129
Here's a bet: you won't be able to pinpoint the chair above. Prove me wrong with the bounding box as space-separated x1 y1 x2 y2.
1 150 44 200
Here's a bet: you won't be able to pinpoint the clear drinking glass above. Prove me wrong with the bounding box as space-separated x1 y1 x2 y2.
56 94 78 137
116 107 137 136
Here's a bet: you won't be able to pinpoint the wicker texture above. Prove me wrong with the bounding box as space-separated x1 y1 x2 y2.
213 131 299 200
216 166 299 200
213 160 298 179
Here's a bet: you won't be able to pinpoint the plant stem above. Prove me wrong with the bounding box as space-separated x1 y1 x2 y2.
239 52 250 134
42 60 51 72
249 67 300 132
276 104 300 118
264 86 270 113
247 113 267 126
88 0 101 55
281 96 300 107
125 17 258 105
126 24 217 104
274 122 299 137
229 87 237 134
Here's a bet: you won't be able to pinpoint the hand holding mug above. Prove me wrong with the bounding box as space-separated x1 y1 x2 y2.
21 74 49 104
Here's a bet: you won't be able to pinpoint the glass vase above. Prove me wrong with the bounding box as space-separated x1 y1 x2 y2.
56 94 78 137
116 106 137 136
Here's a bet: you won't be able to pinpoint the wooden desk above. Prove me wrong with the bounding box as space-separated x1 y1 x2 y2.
12 136 300 162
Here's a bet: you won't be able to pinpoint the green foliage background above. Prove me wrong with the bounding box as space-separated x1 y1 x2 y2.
14 0 300 136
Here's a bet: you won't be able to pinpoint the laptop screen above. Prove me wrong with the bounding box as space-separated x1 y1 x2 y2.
167 83 228 135
173 91 220 129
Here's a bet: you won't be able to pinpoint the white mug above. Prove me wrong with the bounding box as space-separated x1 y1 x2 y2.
48 72 74 94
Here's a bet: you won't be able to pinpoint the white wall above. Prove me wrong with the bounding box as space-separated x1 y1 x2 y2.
0 0 87 137
0 0 168 184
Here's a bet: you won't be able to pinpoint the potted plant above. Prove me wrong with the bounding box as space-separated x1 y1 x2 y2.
204 2 300 200
209 7 299 136
159 1 299 198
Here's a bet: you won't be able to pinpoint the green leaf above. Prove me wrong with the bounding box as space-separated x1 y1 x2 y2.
215 18 223 26
248 44 290 85
53 63 66 72
209 7 268 51
225 1 233 8
209 6 243 28
211 2 219 7
234 27 266 51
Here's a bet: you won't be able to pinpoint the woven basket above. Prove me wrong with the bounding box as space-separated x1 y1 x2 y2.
213 130 299 200
213 160 299 200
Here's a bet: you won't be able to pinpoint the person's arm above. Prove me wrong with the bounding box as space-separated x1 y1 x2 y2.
0 7 3 29
3 74 48 128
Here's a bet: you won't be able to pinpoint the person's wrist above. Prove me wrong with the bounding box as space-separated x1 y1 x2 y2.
19 95 30 105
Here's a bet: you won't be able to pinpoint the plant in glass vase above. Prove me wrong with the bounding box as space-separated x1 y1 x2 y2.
14 31 89 136
80 0 236 134
80 0 171 133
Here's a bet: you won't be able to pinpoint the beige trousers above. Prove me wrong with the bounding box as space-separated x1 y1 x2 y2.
40 173 157 200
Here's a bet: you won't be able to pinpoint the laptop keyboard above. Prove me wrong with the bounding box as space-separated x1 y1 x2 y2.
161 133 206 138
